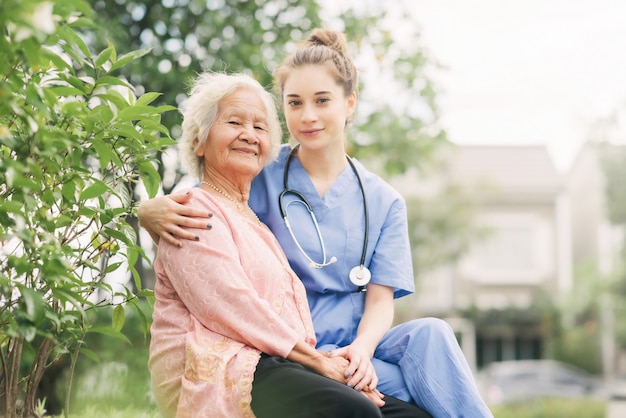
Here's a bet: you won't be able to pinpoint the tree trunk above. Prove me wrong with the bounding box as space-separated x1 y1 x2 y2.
2 338 24 418
23 338 53 418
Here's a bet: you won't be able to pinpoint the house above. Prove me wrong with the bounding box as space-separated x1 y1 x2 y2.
394 143 623 373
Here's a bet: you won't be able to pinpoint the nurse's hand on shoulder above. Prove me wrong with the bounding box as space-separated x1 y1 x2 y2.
330 344 378 393
138 193 212 247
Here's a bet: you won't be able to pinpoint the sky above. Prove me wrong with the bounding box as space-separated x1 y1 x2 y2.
407 0 626 172
359 0 626 172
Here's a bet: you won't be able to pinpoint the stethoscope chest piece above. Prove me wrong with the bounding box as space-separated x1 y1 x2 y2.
349 265 371 287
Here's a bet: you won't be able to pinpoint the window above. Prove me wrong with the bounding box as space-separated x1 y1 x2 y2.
460 212 554 284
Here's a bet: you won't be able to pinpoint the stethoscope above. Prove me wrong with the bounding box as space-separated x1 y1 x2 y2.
278 146 371 289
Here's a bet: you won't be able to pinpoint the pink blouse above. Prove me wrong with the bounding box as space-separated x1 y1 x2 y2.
149 189 316 417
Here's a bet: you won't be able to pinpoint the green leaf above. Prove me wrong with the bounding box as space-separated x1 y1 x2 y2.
127 247 139 271
91 138 114 168
95 45 114 68
138 118 173 137
79 347 101 363
56 28 88 68
138 160 161 197
88 326 131 344
117 105 158 122
131 268 142 293
110 124 143 142
136 289 154 299
61 179 77 202
20 324 37 342
40 48 73 72
50 85 85 97
105 262 124 273
53 286 88 311
58 24 92 61
55 214 74 229
94 75 133 90
132 301 151 335
19 286 46 323
112 305 125 332
79 180 109 201
103 228 131 245
94 91 130 110
90 104 115 125
136 92 162 107
0 199 24 215
109 48 152 72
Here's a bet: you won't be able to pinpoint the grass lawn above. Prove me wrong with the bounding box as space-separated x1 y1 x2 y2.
491 398 606 418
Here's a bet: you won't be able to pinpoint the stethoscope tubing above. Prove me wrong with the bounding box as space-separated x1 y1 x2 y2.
279 146 369 288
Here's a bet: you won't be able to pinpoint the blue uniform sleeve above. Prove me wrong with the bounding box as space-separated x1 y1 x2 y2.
368 192 415 298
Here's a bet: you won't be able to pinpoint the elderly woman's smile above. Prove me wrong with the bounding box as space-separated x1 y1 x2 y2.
196 87 271 177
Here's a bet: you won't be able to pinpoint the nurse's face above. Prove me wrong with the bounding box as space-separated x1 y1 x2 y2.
282 64 356 152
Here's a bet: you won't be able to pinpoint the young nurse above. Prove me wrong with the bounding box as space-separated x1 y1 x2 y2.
139 29 493 418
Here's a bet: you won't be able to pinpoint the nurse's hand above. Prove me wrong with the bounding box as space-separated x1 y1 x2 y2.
138 193 213 247
319 352 385 408
330 343 378 393
361 388 385 408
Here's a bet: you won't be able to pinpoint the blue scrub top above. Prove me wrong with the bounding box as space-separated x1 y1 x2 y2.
250 144 415 348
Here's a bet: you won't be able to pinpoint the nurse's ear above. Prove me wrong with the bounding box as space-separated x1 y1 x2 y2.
345 91 357 127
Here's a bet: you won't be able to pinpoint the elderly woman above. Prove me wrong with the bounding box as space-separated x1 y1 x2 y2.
148 72 431 418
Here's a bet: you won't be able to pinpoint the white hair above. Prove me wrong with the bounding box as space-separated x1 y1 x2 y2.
178 72 282 179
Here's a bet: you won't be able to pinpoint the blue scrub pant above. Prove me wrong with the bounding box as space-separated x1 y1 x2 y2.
321 318 494 418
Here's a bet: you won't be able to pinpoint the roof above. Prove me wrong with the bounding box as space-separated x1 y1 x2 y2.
448 145 563 197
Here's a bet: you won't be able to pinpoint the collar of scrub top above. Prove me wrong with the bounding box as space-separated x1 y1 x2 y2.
278 145 371 292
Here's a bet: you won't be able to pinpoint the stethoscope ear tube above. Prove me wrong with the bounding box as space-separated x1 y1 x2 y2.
280 146 371 287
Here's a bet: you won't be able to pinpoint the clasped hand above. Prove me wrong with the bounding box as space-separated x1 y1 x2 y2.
322 346 383 407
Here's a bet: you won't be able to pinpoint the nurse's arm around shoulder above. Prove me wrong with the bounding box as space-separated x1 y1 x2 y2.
138 192 212 247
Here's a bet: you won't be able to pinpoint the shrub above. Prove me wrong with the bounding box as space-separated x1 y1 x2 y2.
0 0 174 416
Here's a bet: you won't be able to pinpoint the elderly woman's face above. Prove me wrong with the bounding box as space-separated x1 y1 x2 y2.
196 87 270 179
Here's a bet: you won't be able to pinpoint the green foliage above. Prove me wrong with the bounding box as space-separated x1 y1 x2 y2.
598 143 626 226
86 0 468 283
0 0 174 415
337 4 447 175
551 326 603 375
89 0 324 191
88 0 446 191
406 180 489 274
464 290 560 331
559 258 622 370
491 398 605 418
56 302 155 416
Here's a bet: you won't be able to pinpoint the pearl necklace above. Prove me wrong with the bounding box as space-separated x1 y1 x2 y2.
201 181 261 226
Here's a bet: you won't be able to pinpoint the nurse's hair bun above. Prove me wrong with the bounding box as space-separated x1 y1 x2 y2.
306 28 349 55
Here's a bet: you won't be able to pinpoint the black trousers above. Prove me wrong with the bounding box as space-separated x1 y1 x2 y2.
251 355 432 418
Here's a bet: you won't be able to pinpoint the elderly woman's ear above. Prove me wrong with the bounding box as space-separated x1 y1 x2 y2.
192 137 201 156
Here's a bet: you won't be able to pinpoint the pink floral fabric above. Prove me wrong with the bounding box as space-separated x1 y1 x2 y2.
149 189 316 417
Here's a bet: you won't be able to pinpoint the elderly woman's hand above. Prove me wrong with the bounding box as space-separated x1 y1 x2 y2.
138 193 212 247
330 342 378 393
318 352 385 407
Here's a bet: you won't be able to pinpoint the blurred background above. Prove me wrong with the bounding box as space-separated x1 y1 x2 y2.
22 0 626 416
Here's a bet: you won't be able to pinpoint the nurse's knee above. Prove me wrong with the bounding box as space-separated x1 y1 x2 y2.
407 317 455 341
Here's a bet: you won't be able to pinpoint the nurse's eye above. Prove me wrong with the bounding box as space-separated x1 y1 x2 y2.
287 99 302 107
317 97 331 104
